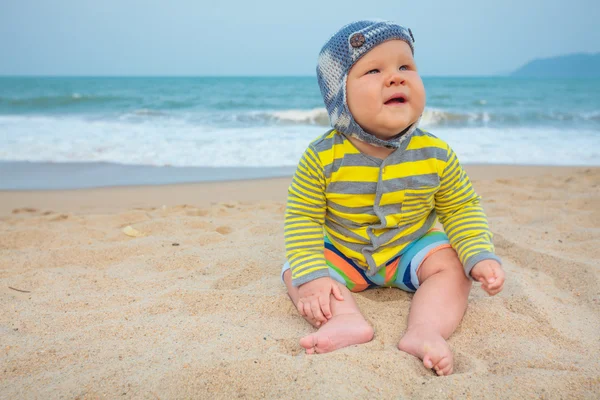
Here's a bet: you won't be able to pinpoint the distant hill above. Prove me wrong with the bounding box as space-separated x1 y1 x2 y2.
511 53 600 78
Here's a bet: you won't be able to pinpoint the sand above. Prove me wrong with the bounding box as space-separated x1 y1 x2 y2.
1 165 599 399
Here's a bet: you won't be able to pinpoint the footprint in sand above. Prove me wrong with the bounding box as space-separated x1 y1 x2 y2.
215 226 233 235
186 209 210 217
11 208 38 214
49 214 69 221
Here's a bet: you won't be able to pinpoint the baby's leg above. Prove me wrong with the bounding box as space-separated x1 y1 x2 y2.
283 270 374 354
398 248 471 375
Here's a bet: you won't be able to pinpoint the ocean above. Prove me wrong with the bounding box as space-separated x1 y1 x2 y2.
1 76 599 188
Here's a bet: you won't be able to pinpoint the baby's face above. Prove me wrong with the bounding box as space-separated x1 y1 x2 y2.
346 40 425 140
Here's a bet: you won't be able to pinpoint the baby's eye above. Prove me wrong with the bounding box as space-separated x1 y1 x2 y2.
399 65 408 71
366 69 380 74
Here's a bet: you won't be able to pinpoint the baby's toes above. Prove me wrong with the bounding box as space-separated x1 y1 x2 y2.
300 334 317 354
423 354 433 369
423 347 454 376
314 335 334 354
434 356 453 376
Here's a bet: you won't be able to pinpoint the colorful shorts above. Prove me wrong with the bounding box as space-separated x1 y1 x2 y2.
281 230 451 293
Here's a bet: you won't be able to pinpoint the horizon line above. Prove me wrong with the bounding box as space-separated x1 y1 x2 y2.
0 74 512 78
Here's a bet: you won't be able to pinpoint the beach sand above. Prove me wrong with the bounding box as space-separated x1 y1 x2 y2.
1 165 599 399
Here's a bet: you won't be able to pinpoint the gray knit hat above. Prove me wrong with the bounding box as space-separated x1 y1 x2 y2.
316 20 419 148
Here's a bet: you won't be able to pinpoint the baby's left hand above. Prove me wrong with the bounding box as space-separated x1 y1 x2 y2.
470 260 505 296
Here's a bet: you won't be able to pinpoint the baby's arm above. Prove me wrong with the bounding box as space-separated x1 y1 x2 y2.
434 145 503 287
285 146 342 323
285 145 328 285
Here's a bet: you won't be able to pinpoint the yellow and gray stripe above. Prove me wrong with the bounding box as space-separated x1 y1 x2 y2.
284 128 500 287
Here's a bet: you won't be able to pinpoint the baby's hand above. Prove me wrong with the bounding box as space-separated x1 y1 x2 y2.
297 277 344 327
470 260 505 296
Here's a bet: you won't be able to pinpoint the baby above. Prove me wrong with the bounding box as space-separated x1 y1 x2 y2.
281 20 505 376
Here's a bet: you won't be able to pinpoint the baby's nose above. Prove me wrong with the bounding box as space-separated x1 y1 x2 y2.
388 72 405 86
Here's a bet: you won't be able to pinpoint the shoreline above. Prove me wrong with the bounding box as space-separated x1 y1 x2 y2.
1 164 597 216
2 161 599 191
0 161 298 191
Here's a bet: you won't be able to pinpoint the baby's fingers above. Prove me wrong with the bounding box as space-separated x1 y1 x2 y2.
474 266 496 285
296 300 306 317
331 284 344 302
310 300 327 324
482 277 504 295
483 282 504 296
487 268 505 289
300 300 316 321
319 296 332 320
487 278 503 290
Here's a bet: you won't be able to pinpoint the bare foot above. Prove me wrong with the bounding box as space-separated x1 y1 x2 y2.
299 313 374 354
398 326 454 376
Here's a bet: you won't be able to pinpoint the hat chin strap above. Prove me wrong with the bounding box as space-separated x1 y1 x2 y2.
342 116 421 149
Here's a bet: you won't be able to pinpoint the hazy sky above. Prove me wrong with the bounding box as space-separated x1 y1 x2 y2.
1 0 599 76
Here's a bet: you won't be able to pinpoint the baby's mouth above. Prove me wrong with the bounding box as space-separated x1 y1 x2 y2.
384 94 408 105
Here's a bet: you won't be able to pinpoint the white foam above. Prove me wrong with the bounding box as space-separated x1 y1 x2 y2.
419 108 471 127
263 107 486 129
266 108 330 126
582 110 600 121
0 115 598 167
433 127 600 166
0 115 321 167
264 107 478 128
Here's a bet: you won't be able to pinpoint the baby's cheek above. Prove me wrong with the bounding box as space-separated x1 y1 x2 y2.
413 90 426 112
411 76 426 107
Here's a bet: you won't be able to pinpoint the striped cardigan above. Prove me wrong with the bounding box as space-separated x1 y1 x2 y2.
284 128 500 287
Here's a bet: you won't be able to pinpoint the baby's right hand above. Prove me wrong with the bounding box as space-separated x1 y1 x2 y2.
297 277 344 327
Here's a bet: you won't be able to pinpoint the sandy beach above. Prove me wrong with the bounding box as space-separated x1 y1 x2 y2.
1 165 599 399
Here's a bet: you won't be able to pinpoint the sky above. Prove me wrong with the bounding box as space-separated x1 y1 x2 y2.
1 0 599 77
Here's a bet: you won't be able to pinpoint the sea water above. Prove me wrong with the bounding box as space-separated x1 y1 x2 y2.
1 76 598 172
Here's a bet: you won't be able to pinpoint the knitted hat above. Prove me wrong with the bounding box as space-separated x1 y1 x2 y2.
316 20 419 148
